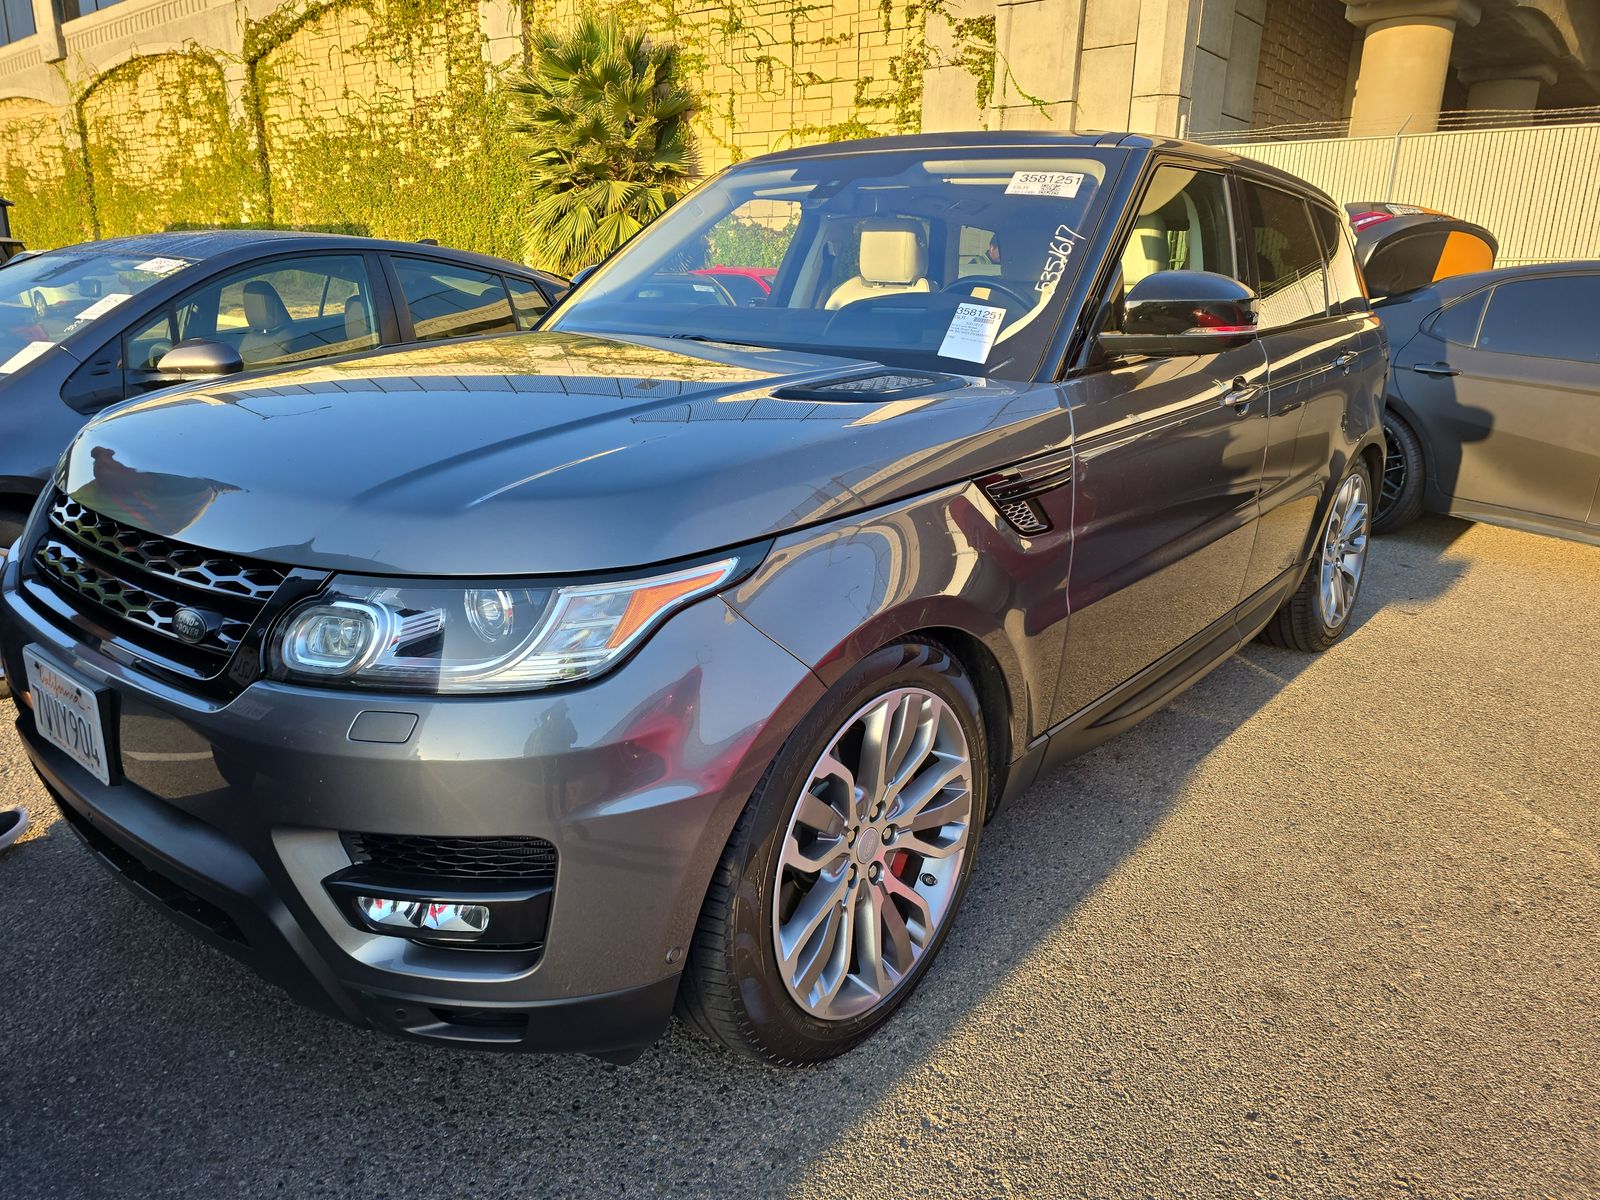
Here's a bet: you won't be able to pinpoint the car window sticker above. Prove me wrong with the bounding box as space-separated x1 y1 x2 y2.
133 257 190 276
938 302 1006 362
0 341 55 373
1006 171 1085 199
74 292 131 323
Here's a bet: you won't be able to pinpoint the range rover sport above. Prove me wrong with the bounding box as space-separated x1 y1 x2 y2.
0 133 1385 1064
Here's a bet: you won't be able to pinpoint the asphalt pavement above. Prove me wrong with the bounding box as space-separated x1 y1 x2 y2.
1 515 1596 1199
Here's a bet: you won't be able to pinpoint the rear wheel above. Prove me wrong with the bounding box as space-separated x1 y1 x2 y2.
678 638 986 1063
1260 460 1373 653
1373 411 1425 533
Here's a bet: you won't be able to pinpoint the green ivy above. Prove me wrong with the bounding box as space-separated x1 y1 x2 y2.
8 0 1010 255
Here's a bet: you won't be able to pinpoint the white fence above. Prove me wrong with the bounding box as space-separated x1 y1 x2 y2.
1202 120 1600 266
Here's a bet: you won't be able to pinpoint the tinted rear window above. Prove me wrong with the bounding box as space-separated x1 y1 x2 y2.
1476 275 1600 364
393 258 517 342
1427 290 1488 347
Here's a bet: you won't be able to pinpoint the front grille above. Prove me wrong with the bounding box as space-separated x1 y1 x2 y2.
31 492 287 672
342 833 559 883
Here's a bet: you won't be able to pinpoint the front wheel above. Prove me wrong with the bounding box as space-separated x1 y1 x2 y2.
678 638 986 1063
1259 460 1373 653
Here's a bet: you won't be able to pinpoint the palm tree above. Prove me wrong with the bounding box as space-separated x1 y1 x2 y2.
507 13 698 275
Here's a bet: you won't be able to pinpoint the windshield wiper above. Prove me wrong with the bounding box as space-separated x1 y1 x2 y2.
666 333 776 350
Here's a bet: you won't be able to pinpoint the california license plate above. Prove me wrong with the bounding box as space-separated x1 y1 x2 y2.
23 647 112 786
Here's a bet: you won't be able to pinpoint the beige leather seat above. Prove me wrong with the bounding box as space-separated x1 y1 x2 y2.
239 281 294 364
825 219 932 310
1120 214 1171 289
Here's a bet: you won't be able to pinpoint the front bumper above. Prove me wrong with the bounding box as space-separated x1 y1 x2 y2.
0 557 822 1057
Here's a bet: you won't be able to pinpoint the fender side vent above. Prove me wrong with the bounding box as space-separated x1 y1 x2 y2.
979 449 1074 535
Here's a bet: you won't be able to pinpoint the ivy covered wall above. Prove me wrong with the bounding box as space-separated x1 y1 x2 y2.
0 0 995 254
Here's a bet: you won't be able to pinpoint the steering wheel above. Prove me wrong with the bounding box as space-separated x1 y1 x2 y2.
940 277 1036 314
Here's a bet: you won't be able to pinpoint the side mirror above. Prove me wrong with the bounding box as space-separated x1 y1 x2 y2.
1099 270 1259 358
569 264 598 287
154 339 244 383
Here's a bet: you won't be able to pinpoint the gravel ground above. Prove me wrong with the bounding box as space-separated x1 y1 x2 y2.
1 515 1596 1200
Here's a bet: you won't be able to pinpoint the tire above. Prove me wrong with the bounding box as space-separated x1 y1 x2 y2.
0 505 28 552
678 637 988 1064
1373 410 1425 534
1260 459 1373 653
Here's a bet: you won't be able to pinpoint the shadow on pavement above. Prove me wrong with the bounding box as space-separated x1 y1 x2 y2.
0 519 1474 1199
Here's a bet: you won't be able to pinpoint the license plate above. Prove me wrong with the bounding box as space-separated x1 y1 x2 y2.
23 647 112 785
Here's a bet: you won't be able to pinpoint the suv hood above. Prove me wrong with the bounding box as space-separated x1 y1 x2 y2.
60 331 1065 575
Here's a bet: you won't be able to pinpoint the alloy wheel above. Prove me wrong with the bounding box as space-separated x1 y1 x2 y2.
772 687 974 1022
1378 418 1407 519
1318 471 1371 628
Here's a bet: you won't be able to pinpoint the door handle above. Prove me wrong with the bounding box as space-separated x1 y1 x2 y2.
1333 350 1359 373
1412 362 1461 377
1220 379 1264 410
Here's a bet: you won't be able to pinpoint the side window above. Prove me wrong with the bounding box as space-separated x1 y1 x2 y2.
1311 205 1368 315
1119 167 1236 292
124 309 176 372
1475 275 1600 365
1241 183 1330 330
957 225 1002 280
505 276 549 330
174 254 379 368
393 258 518 342
1427 290 1489 347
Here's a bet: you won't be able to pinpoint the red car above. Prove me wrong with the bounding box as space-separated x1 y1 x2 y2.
691 265 776 305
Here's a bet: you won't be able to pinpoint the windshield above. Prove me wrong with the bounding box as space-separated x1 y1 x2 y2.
0 252 188 374
549 147 1122 380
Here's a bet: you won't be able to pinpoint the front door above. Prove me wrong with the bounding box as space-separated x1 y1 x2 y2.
1238 183 1383 598
1395 271 1600 528
1055 164 1270 721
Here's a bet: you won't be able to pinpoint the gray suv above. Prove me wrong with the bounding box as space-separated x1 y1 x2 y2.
0 133 1385 1064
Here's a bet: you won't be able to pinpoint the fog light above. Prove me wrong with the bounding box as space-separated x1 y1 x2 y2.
420 902 490 934
356 895 423 928
356 895 489 938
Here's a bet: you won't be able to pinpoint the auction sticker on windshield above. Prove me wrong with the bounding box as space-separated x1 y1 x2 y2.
0 341 54 374
1006 171 1084 198
23 648 111 785
938 302 1005 363
134 256 190 276
74 292 131 322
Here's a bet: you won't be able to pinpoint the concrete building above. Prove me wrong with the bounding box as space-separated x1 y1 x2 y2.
0 0 1595 248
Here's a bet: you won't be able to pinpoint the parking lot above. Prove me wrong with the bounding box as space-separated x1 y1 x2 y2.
1 514 1596 1200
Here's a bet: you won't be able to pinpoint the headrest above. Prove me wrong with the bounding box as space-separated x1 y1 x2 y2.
1121 214 1170 287
857 219 926 286
343 293 369 341
243 281 291 331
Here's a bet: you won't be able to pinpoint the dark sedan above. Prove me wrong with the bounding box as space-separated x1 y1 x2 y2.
1373 262 1600 545
0 231 566 544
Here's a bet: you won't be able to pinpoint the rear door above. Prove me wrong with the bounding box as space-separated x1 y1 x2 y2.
1055 163 1270 720
1236 180 1381 597
1394 272 1600 525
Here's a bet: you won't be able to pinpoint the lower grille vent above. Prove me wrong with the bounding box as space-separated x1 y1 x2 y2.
342 833 558 883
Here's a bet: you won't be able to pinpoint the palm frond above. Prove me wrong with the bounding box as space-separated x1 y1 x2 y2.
508 10 700 275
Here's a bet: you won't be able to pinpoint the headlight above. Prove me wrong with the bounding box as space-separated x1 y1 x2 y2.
268 557 742 693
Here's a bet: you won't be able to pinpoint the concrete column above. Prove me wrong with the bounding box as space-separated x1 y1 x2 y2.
29 0 64 63
1461 62 1558 111
922 0 1000 131
1346 0 1481 135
